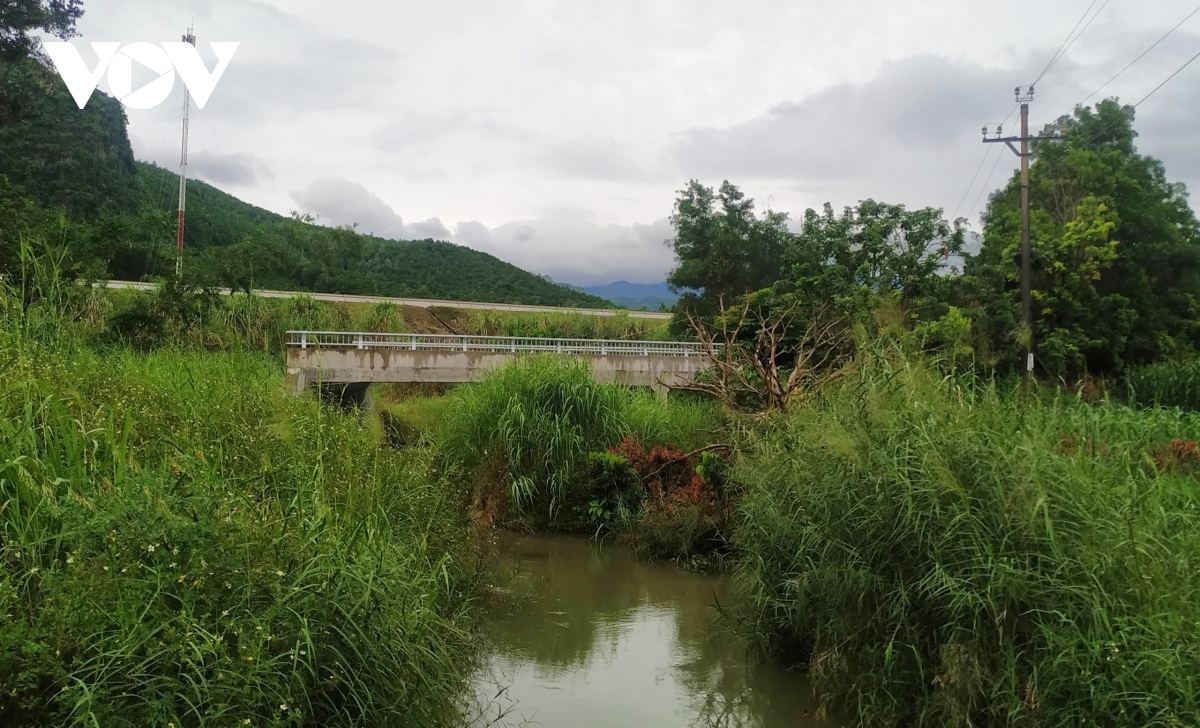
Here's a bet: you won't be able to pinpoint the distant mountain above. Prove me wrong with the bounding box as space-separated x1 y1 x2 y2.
574 281 677 311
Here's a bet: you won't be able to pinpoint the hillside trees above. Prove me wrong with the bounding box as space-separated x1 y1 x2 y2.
0 0 83 60
0 58 137 219
966 100 1200 377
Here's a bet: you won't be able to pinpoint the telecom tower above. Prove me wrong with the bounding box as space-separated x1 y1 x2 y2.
175 26 195 277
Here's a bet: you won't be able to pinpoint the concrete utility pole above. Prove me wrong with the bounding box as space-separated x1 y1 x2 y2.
175 26 196 278
1019 91 1032 381
982 85 1057 383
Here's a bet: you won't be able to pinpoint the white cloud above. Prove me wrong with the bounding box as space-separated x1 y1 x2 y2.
289 177 452 240
77 0 1200 284
189 151 270 185
291 177 674 285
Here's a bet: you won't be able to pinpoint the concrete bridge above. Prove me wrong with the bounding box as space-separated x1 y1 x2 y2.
284 331 713 400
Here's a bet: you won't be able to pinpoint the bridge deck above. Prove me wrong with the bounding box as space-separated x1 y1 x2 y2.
286 331 707 357
284 331 716 395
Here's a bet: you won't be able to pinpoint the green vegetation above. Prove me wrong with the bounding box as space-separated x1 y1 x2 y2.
452 308 669 340
968 101 1200 376
669 102 1198 383
732 353 1200 726
0 255 483 726
662 99 1200 724
437 357 728 561
92 282 669 356
5 4 1200 725
1127 358 1200 411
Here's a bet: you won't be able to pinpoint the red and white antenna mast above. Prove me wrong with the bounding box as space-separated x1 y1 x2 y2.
175 25 195 277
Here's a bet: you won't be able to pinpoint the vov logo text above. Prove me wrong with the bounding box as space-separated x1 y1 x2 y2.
43 41 239 110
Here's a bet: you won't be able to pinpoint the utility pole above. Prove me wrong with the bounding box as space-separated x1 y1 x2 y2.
1019 90 1032 382
982 85 1058 383
175 26 195 278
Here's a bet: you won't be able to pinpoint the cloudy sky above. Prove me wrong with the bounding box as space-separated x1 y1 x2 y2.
71 0 1200 285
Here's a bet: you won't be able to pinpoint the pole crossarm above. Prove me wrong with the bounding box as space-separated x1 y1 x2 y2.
285 331 720 358
983 135 1064 157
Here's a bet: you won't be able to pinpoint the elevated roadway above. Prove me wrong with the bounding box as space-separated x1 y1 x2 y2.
103 280 672 320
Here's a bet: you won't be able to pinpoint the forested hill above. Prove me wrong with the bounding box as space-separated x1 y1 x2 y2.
133 162 612 306
0 54 612 308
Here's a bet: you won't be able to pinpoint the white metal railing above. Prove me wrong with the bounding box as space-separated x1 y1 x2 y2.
285 331 715 358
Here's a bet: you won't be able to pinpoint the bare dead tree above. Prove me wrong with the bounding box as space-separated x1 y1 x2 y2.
679 295 849 412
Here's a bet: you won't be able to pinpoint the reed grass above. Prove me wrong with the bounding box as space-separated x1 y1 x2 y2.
1127 358 1200 411
438 356 723 525
733 349 1200 726
0 249 484 726
456 309 671 340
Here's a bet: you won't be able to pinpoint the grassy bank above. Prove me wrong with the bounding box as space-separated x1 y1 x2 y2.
732 352 1200 726
98 282 671 355
1 277 484 725
431 357 732 563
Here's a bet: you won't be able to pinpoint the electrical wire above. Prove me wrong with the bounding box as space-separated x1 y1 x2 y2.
951 147 994 221
952 101 1021 222
1079 4 1200 105
965 148 1009 225
1135 47 1200 106
1032 0 1104 85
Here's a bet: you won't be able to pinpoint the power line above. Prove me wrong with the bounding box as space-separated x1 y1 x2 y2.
965 145 1008 224
998 102 1021 132
1032 0 1104 85
951 147 994 220
951 102 1020 221
1036 0 1113 85
1135 47 1200 106
1079 4 1200 106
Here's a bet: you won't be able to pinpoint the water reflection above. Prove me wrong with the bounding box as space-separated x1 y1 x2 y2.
471 534 835 728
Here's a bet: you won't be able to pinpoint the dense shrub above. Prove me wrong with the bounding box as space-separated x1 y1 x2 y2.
440 356 630 518
610 438 731 563
733 353 1200 726
439 356 731 553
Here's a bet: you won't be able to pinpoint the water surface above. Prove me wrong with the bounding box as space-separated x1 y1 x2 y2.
471 533 835 728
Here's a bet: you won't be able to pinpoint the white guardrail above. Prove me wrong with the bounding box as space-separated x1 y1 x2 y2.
285 331 713 358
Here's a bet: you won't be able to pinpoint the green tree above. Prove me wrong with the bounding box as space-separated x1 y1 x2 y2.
0 0 82 60
786 199 964 321
967 99 1200 377
667 180 792 314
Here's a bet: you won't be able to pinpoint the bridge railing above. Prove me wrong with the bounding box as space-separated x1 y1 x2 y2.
285 331 717 358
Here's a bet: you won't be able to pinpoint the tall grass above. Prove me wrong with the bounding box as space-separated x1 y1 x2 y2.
101 284 668 355
440 357 630 511
439 356 723 523
1 263 483 725
457 309 671 340
1127 358 1200 411
733 350 1200 726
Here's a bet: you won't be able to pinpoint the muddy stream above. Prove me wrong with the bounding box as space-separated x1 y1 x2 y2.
471 533 837 728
